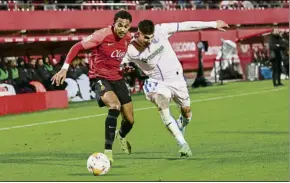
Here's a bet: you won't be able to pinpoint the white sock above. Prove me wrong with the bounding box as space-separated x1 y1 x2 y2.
159 108 187 146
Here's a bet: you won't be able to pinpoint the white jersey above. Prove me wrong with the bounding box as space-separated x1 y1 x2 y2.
122 21 217 82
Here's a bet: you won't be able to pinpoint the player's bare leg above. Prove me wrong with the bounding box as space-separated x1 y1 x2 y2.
177 106 192 135
101 91 122 163
151 93 192 157
116 102 134 154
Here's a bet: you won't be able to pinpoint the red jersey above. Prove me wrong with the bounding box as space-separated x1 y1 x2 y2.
81 26 131 81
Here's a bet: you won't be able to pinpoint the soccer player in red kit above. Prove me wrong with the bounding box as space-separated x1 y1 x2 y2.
51 10 134 163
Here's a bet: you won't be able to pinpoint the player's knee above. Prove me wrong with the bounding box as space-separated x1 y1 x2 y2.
153 94 169 111
108 101 121 111
127 117 134 124
128 120 134 125
123 115 134 124
181 107 192 118
123 119 134 126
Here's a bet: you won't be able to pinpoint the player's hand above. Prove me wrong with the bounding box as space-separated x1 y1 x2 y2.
216 20 230 32
51 69 67 86
121 63 135 73
125 65 135 73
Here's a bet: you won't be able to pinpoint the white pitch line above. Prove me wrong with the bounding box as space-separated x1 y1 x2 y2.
0 87 285 132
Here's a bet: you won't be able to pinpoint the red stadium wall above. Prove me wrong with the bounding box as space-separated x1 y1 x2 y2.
0 28 280 70
0 91 68 116
169 28 279 70
0 9 287 71
0 9 287 31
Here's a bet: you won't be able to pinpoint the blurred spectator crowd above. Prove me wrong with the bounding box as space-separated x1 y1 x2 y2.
0 55 88 95
253 32 289 69
0 0 288 11
251 31 289 81
0 54 144 100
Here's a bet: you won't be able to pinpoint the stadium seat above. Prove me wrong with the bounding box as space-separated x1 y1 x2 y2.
29 81 47 93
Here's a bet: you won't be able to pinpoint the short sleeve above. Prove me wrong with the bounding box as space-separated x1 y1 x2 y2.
81 28 110 50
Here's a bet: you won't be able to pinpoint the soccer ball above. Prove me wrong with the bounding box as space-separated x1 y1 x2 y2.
87 152 111 176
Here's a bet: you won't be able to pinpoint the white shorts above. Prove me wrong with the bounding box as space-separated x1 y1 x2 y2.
143 78 190 107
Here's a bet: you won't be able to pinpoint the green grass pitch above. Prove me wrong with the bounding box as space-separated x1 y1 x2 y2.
0 80 288 181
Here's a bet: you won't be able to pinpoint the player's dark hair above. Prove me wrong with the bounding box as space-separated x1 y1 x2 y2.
114 10 132 23
138 20 154 35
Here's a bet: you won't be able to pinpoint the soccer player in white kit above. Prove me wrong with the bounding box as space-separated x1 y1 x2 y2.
121 19 229 157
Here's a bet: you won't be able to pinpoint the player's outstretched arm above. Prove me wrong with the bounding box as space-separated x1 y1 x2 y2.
215 20 230 32
158 20 229 37
52 29 107 86
51 42 84 86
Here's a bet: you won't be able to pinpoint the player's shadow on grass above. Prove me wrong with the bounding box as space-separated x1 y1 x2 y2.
69 173 129 177
0 152 123 169
166 157 205 161
115 151 165 155
0 152 95 160
115 151 204 161
68 173 92 176
209 131 288 135
0 158 84 168
117 156 205 161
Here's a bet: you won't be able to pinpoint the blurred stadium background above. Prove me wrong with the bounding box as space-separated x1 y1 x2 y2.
0 0 288 181
0 0 288 106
